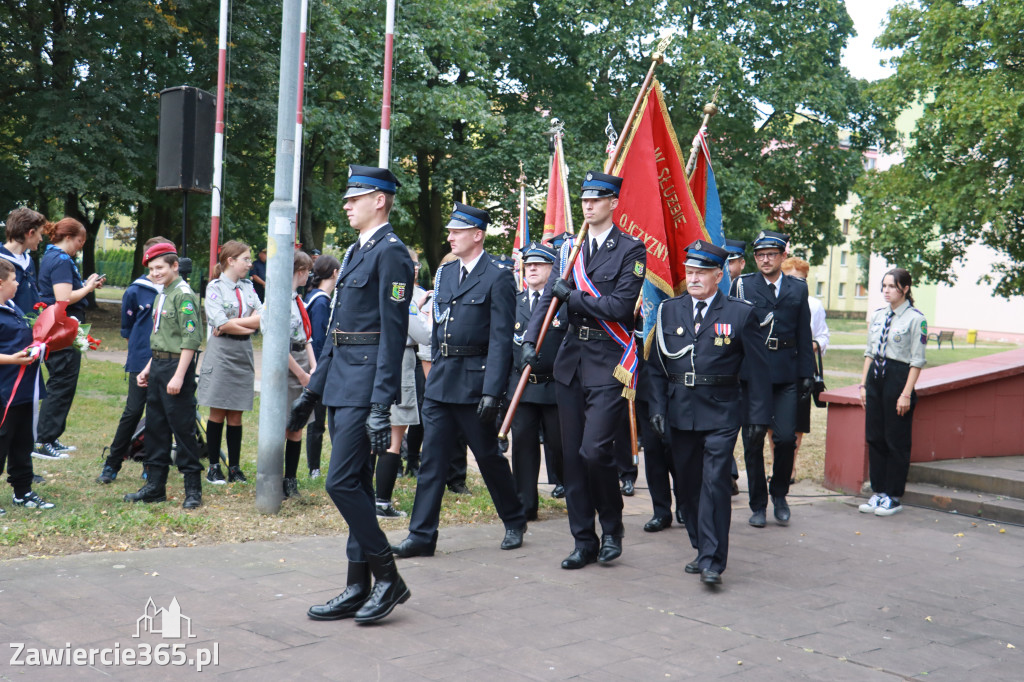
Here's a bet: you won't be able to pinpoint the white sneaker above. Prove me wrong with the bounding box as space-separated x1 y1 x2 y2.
32 442 70 460
874 496 903 516
858 493 884 513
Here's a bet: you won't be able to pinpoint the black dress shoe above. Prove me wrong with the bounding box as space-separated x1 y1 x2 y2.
447 481 472 495
675 508 685 526
772 495 791 526
643 515 672 532
701 568 722 585
620 479 635 497
354 549 410 624
307 562 370 620
684 560 701 575
749 509 767 528
561 548 597 569
597 534 622 563
500 525 526 550
731 478 740 496
551 484 565 499
391 532 437 558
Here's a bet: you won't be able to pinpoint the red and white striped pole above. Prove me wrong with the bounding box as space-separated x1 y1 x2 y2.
291 0 310 244
378 0 396 168
208 0 230 279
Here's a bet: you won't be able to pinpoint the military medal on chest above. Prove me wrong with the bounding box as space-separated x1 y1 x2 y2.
714 322 732 346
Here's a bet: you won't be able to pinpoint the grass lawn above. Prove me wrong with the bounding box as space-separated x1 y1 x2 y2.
1 358 565 560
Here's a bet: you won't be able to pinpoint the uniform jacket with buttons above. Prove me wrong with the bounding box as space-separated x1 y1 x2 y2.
508 287 566 404
121 276 161 373
730 273 814 384
306 223 413 407
648 293 771 431
424 252 515 405
524 225 646 388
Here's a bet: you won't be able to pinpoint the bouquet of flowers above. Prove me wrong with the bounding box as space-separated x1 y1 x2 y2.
74 323 102 353
24 301 79 360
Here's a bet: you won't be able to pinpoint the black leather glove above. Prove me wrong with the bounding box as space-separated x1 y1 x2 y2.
551 277 572 303
521 341 538 368
477 395 499 425
498 435 509 454
287 389 320 432
366 403 392 457
747 424 768 442
650 414 667 443
798 376 815 402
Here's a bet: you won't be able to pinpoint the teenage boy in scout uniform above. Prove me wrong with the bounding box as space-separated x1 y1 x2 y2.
123 242 205 510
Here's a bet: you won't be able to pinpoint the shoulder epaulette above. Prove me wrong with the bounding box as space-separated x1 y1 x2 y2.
623 233 641 242
739 272 755 279
729 296 753 305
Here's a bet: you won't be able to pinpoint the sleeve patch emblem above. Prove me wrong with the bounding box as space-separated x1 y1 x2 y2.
184 319 196 334
181 301 195 315
633 261 645 278
391 282 407 301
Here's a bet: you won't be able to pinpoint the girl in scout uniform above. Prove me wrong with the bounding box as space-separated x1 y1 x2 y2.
197 241 263 484
303 253 341 479
858 268 927 517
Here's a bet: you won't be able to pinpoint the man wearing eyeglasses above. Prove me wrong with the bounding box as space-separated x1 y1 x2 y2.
730 230 814 529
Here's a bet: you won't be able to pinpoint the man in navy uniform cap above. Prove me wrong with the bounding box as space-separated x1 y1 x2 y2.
647 240 770 585
522 170 646 569
508 241 566 519
391 202 528 557
730 229 814 528
290 164 414 624
724 239 746 282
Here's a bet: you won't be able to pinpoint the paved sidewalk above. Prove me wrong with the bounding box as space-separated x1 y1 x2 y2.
2 482 1021 680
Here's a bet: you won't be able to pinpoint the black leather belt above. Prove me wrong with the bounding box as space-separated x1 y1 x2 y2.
766 337 795 350
152 351 181 360
332 331 380 345
223 333 249 341
669 372 739 387
290 341 308 352
568 324 611 342
528 373 554 384
439 343 487 357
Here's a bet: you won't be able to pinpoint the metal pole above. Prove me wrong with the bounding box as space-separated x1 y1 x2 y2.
256 0 301 514
181 193 188 258
291 0 310 243
378 0 396 167
209 0 229 280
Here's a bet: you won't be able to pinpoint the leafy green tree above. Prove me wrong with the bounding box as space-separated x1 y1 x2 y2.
854 0 1024 297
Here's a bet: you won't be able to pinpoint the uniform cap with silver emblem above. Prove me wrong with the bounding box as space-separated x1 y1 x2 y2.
580 170 623 198
343 164 400 198
684 239 728 269
724 238 747 261
752 229 789 251
446 201 490 230
522 241 557 265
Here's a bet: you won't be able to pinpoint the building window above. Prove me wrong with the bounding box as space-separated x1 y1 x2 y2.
840 251 848 266
856 284 868 298
863 156 876 171
842 219 850 235
838 283 846 298
815 282 824 297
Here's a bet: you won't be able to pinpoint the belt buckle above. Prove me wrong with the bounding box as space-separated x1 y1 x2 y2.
528 374 538 384
684 372 696 387
440 343 450 357
767 337 779 351
579 326 590 341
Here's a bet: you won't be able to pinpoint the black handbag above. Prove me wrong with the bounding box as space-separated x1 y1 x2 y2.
812 345 827 408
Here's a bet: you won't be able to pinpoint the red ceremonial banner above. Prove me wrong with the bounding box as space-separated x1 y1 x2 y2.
542 142 567 242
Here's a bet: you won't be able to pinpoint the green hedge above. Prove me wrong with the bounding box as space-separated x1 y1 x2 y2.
95 249 134 287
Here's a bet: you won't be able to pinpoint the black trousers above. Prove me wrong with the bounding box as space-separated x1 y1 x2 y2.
672 425 741 574
37 347 81 443
637 399 677 519
865 361 916 499
405 360 427 467
325 405 390 561
510 400 562 518
556 377 625 552
105 372 147 470
446 432 468 487
145 357 202 474
614 410 638 484
408 399 526 543
743 381 797 512
1 403 35 496
305 402 327 472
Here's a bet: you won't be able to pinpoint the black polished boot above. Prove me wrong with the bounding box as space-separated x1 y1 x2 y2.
307 562 370 620
182 472 202 510
354 548 410 624
123 466 168 504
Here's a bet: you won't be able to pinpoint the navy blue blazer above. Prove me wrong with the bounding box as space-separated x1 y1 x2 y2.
0 246 41 312
730 273 814 384
525 226 646 388
424 253 515 405
120 276 161 374
508 287 566 405
647 293 771 431
307 224 413 407
0 302 44 407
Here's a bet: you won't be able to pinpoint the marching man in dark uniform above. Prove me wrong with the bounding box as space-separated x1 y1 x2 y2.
289 165 414 624
648 240 771 585
508 241 565 520
522 171 646 569
391 202 528 557
730 230 814 528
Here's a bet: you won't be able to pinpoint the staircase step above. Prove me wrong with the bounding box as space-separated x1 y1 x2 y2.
901 481 1024 525
907 455 1024 499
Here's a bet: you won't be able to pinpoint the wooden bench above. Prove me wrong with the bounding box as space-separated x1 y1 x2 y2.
929 330 955 349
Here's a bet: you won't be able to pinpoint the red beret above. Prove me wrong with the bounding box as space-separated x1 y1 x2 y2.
143 242 177 265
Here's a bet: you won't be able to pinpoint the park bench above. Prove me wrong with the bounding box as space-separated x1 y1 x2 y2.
929 330 955 349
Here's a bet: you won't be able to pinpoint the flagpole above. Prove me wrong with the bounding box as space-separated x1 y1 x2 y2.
378 0 396 166
499 35 673 442
685 96 720 177
516 162 527 291
291 0 310 244
208 0 230 280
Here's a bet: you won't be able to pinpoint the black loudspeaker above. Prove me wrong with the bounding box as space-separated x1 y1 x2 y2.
157 86 215 193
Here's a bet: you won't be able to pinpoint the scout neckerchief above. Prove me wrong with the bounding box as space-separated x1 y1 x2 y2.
295 294 312 341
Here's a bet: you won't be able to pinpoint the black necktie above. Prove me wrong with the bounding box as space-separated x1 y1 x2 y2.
460 266 468 285
873 310 895 378
694 301 706 331
768 282 777 299
591 239 598 261
531 291 540 312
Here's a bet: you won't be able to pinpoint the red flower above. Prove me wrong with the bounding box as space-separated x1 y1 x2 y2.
34 302 48 311
87 334 102 350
